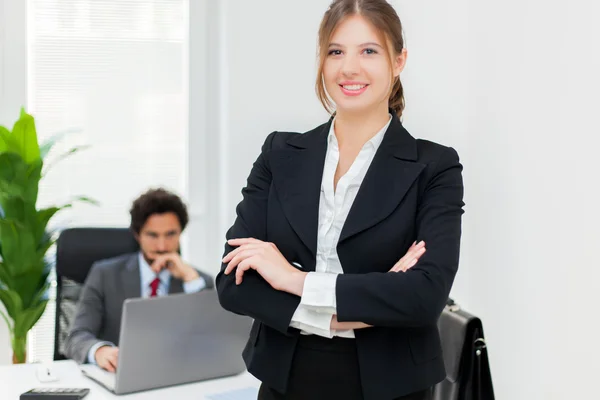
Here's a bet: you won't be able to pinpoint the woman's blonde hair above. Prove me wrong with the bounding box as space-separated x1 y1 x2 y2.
315 0 406 116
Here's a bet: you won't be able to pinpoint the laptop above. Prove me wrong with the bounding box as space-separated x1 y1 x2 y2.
79 290 252 395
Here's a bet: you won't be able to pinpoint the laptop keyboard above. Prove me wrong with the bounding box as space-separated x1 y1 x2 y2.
80 364 116 391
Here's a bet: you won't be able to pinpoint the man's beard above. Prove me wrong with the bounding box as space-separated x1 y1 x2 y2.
143 251 169 265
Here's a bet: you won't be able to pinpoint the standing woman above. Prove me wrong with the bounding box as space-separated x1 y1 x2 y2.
217 1 464 399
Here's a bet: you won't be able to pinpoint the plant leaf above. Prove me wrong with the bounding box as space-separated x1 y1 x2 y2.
0 219 38 274
11 111 40 164
29 281 50 307
36 238 55 261
0 126 10 153
39 128 82 160
0 152 29 203
0 262 15 290
72 196 100 206
34 207 64 246
13 300 47 338
0 125 22 154
0 153 40 209
23 158 42 205
0 308 13 335
11 265 49 309
43 145 90 175
0 197 29 224
0 288 23 321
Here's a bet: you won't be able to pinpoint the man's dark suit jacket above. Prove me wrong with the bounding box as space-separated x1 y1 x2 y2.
64 252 214 364
216 112 465 400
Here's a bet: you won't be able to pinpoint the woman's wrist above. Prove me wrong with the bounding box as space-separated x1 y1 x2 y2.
284 269 307 296
330 314 339 330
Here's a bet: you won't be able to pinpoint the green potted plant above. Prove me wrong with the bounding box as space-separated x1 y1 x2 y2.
0 109 91 363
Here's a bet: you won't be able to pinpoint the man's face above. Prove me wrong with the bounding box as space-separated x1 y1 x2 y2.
135 212 182 263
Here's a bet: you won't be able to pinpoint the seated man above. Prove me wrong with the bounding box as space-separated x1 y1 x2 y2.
64 188 213 371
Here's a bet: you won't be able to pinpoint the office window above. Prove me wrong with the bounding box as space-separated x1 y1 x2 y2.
26 0 189 362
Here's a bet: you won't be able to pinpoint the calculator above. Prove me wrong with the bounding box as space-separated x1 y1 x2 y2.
20 388 90 400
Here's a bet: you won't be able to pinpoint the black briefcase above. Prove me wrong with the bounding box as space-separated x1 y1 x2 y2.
433 299 495 400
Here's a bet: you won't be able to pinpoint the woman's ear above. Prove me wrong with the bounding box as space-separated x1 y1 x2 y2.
394 48 408 77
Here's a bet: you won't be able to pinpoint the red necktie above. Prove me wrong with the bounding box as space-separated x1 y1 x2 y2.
149 277 161 297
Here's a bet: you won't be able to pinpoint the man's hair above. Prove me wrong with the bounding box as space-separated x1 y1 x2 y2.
129 188 189 234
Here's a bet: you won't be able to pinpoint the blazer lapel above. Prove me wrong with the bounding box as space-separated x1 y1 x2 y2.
270 122 330 258
120 253 142 298
339 115 426 244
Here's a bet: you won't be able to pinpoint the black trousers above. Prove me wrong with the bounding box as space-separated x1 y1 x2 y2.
257 335 432 400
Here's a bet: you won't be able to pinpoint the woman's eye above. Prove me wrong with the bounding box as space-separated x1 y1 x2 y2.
363 48 377 55
328 49 342 56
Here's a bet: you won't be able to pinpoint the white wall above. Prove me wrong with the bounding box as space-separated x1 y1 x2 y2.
189 1 600 399
460 1 600 398
0 0 27 365
187 0 334 274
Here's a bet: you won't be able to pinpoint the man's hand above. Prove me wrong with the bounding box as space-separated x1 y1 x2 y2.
95 346 119 372
151 253 199 282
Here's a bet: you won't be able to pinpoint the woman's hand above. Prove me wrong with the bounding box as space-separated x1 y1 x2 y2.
223 238 306 295
389 241 426 272
330 315 372 330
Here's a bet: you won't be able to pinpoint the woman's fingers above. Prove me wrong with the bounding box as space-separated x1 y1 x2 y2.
226 249 261 273
235 257 257 285
390 242 426 272
223 243 261 264
223 245 263 274
227 238 262 246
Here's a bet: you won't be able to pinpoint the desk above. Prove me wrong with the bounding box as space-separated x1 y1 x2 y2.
0 360 260 399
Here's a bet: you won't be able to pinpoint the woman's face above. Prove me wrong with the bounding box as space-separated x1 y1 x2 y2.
323 15 406 116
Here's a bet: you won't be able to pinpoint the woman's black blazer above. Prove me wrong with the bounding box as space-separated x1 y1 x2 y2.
216 113 465 400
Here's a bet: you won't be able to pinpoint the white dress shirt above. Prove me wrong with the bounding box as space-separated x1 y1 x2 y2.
289 115 392 338
137 252 206 296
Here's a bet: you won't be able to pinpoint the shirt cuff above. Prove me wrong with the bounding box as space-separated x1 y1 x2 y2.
290 304 334 338
183 277 207 293
87 341 115 364
300 272 338 313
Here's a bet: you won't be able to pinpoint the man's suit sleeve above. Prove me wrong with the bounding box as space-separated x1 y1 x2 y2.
336 147 465 327
63 263 107 364
195 269 214 289
216 132 301 336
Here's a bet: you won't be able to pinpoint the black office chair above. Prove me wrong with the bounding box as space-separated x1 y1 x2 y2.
53 227 139 360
